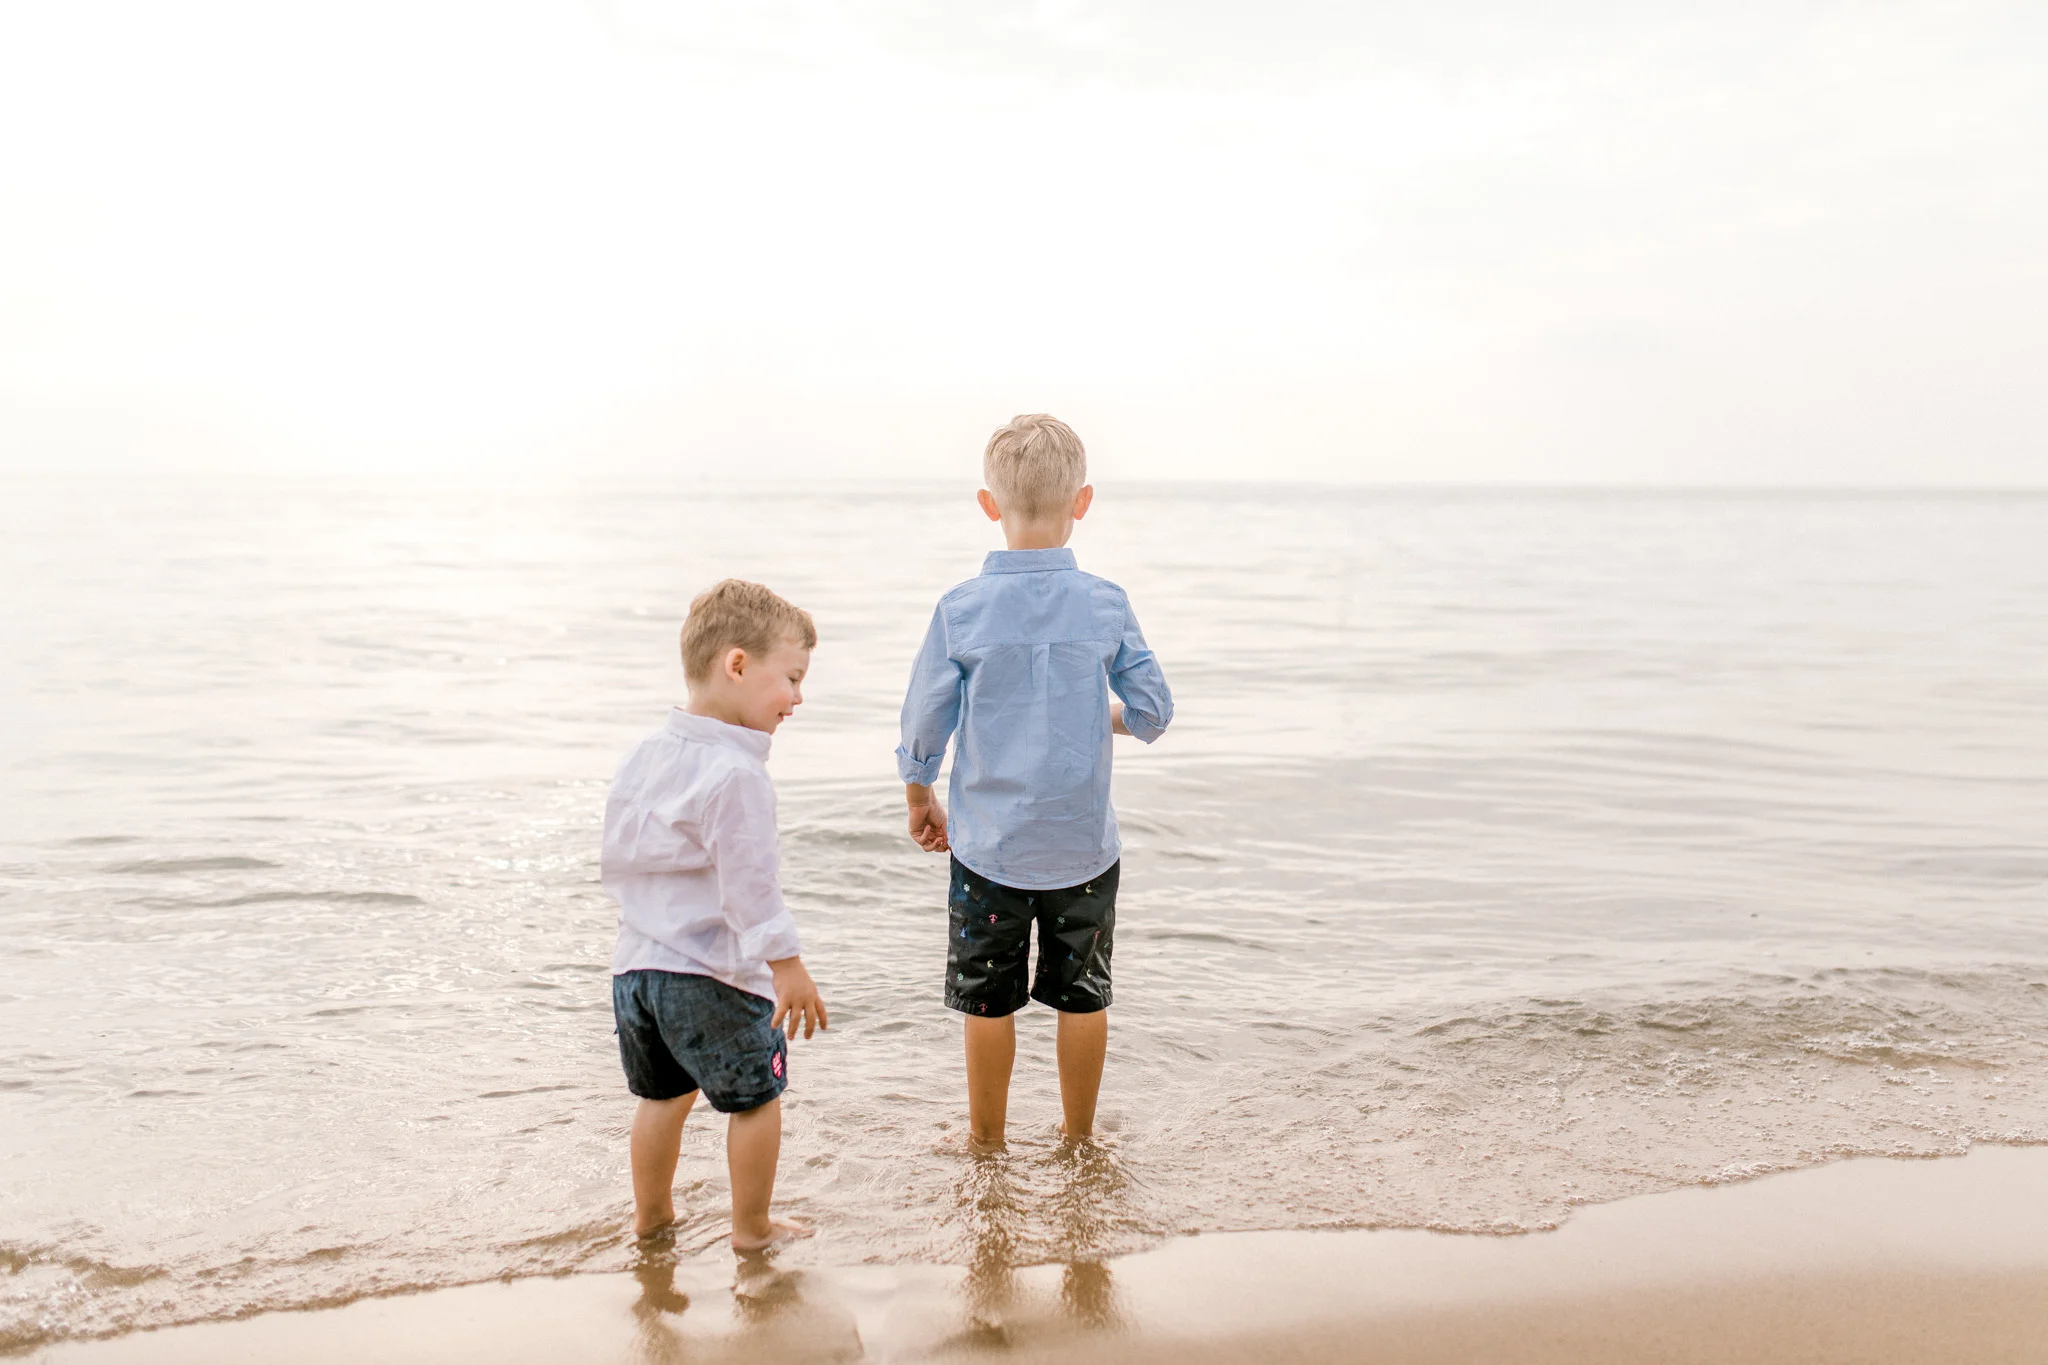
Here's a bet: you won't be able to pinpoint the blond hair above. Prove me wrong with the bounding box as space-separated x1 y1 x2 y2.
679 579 817 684
983 414 1087 518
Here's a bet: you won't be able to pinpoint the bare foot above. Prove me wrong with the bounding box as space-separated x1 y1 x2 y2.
731 1217 813 1255
966 1132 1008 1156
635 1211 678 1239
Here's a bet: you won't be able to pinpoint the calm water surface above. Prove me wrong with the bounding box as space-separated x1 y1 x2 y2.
2 479 2045 1349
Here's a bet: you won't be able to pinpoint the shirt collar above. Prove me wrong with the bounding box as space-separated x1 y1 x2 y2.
980 547 1078 575
666 707 773 760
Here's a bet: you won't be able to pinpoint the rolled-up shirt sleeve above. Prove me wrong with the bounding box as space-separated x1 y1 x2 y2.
895 604 963 784
1109 601 1173 743
704 769 803 964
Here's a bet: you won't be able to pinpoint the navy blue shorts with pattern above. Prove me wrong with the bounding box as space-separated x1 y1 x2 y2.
612 969 787 1112
946 856 1117 1017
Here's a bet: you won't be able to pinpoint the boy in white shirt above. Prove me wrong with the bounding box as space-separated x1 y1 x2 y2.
602 579 828 1252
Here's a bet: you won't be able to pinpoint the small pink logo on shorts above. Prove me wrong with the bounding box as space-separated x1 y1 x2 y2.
771 1050 785 1079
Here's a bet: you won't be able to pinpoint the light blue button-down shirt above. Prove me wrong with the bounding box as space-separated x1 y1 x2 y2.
896 548 1173 890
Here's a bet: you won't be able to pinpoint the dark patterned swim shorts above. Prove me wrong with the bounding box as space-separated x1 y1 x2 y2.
612 970 788 1112
945 856 1116 1017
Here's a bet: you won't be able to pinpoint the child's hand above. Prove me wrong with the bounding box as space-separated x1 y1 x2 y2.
906 785 950 853
768 957 828 1040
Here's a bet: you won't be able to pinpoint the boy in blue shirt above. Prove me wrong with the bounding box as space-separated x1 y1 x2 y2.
896 414 1174 1150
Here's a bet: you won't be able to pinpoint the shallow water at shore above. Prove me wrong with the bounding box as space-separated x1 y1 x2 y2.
28 1146 2048 1364
3 479 2046 1349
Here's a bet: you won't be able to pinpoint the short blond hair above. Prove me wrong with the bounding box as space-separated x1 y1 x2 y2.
984 414 1087 518
679 579 817 684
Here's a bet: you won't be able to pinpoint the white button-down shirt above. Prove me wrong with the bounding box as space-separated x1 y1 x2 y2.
603 709 802 1001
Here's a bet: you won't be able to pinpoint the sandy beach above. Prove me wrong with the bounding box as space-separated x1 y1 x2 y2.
24 1143 2048 1364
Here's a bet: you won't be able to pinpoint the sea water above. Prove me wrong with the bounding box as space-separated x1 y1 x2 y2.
3 478 2045 1349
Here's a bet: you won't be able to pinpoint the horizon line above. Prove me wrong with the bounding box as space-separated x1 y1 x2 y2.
5 470 2045 496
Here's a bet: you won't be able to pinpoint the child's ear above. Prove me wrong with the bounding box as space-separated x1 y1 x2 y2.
976 489 1003 522
724 647 748 680
1072 484 1095 521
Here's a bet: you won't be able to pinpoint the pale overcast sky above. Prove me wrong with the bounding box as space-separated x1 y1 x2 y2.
1 1 2042 484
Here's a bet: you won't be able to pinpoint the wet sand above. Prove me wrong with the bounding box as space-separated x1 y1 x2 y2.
27 1144 2048 1364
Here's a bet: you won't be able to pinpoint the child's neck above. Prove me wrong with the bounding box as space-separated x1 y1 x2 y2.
1001 519 1074 551
683 694 750 730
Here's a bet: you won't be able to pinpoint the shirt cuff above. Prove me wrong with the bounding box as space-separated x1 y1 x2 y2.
896 746 943 785
738 911 803 965
1123 708 1169 743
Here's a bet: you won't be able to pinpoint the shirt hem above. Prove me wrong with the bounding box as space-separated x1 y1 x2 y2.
949 846 1122 893
610 950 777 1003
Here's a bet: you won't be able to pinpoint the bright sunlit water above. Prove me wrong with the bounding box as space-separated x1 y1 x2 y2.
3 478 2045 1349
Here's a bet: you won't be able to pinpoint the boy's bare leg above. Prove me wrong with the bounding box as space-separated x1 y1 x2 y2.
964 1014 1016 1149
631 1093 696 1235
727 1098 809 1251
1056 1009 1107 1140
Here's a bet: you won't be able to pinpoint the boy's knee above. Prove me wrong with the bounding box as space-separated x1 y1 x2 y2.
633 1094 695 1130
726 1093 780 1117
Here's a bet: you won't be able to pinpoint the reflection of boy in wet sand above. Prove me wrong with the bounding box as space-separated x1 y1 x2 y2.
602 580 829 1251
897 415 1174 1149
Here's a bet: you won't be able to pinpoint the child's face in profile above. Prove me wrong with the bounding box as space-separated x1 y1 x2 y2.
720 637 810 734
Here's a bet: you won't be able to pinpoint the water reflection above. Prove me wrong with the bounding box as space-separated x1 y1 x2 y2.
613 1129 1137 1361
629 1251 690 1364
949 1134 1131 1349
627 1239 863 1363
730 1257 810 1326
1061 1259 1116 1330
